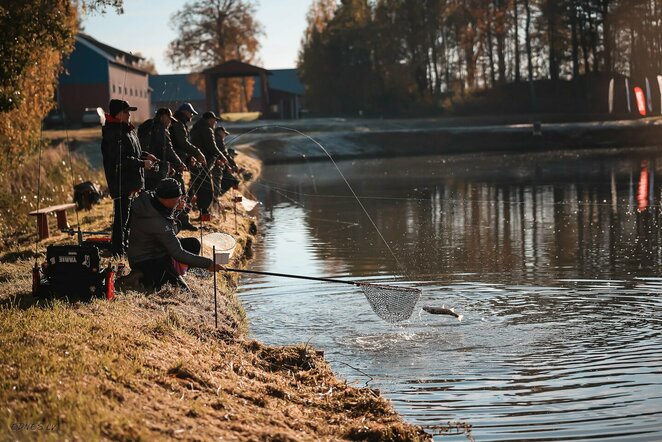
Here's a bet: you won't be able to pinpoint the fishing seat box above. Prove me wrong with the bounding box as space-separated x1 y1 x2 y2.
36 245 112 301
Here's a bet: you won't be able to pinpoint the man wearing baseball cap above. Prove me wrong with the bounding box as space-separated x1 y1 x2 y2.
101 99 157 257
170 102 206 231
189 111 230 221
138 108 186 191
125 178 224 291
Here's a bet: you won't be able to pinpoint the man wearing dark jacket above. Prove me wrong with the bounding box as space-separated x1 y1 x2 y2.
214 125 241 197
101 99 155 257
127 178 224 290
190 111 227 221
170 102 205 231
139 108 186 191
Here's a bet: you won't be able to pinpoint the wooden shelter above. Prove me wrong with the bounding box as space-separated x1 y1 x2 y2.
202 60 271 115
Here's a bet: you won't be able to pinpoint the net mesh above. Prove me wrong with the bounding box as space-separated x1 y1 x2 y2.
360 284 422 323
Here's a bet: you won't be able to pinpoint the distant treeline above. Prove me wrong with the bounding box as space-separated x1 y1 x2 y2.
298 0 662 116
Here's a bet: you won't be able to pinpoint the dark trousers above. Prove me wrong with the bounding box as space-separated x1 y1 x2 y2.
196 180 214 215
111 196 131 257
132 237 201 291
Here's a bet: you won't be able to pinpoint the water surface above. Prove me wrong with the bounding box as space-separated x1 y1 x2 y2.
238 149 662 440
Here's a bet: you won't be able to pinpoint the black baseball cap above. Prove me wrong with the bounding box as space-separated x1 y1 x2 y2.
155 107 177 121
202 111 222 121
177 102 198 115
215 126 230 135
109 99 137 116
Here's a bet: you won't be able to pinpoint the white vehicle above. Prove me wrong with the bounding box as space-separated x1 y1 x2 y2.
81 107 101 126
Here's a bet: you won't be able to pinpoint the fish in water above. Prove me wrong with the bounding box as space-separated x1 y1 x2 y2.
422 305 463 321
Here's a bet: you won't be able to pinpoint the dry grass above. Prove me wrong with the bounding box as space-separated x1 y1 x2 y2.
0 154 428 441
0 143 103 248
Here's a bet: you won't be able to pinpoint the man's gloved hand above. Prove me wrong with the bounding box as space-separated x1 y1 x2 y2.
207 263 225 272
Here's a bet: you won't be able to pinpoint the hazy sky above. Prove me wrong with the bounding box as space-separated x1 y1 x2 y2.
82 0 313 74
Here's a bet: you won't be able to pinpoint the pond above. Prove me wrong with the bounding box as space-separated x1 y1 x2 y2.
237 148 662 441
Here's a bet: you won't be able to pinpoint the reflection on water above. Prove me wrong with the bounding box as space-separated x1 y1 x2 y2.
238 150 662 441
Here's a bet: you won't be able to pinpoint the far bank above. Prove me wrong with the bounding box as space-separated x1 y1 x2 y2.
225 116 662 164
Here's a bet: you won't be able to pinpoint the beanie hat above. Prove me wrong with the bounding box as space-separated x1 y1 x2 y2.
155 178 183 199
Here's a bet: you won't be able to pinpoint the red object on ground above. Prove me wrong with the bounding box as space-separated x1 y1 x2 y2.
634 87 647 116
105 269 115 300
172 259 189 276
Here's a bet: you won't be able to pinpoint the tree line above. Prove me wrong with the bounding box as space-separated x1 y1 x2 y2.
298 0 662 116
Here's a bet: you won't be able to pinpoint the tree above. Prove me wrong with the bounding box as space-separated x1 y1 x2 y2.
167 0 263 113
0 0 122 167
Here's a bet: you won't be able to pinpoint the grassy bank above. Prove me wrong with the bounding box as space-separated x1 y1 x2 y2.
0 143 103 248
0 152 429 441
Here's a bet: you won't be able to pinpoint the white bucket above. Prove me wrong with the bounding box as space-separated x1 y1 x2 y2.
201 232 236 265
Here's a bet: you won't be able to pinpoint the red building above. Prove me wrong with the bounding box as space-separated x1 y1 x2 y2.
58 33 152 123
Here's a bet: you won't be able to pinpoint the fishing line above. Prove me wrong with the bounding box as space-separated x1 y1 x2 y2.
62 102 82 243
34 122 44 263
253 179 657 209
223 125 406 274
114 62 129 256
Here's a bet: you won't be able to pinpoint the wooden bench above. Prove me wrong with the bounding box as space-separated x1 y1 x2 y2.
29 203 77 240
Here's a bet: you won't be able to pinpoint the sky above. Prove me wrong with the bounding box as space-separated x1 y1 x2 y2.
82 0 313 74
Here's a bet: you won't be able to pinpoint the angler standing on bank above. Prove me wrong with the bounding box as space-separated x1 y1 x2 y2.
190 111 227 221
101 99 156 257
139 108 186 191
170 102 206 231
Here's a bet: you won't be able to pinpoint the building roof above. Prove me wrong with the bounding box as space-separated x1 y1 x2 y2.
268 69 305 95
76 33 149 74
203 60 271 77
150 74 205 103
252 69 304 98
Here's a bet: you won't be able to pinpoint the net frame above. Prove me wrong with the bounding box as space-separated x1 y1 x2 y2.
358 283 422 323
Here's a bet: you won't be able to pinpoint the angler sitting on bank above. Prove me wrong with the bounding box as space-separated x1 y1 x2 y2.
125 178 224 291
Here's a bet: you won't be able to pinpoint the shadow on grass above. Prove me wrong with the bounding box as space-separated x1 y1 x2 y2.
0 250 41 263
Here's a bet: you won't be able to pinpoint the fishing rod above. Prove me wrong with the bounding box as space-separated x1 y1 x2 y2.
219 266 421 324
222 267 419 291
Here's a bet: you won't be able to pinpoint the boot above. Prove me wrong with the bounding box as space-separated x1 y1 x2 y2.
178 212 198 231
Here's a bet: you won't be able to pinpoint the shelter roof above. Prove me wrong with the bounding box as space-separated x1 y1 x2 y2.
202 60 271 77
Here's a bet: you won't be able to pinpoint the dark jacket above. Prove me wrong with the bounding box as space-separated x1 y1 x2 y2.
101 118 144 198
190 119 223 185
127 191 213 268
214 133 237 170
140 119 185 187
169 111 203 163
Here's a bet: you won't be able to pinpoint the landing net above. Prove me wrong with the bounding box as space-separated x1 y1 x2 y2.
360 284 422 323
